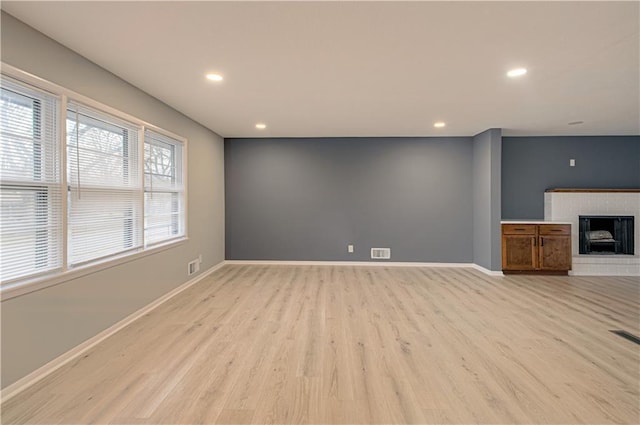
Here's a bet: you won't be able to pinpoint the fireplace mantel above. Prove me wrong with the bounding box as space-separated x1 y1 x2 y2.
545 188 640 193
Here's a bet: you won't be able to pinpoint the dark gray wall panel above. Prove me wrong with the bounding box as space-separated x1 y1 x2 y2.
472 129 502 271
226 137 473 262
502 136 640 219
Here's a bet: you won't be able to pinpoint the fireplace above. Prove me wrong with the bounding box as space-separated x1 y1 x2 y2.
579 216 634 255
545 189 639 275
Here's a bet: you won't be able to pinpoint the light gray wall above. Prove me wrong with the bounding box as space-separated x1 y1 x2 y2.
1 12 225 388
472 129 502 271
502 136 640 219
226 137 474 263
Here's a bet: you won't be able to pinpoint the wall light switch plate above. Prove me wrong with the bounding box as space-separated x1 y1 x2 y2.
570 159 576 167
348 244 354 253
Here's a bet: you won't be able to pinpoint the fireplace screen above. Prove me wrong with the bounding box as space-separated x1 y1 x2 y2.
579 216 634 255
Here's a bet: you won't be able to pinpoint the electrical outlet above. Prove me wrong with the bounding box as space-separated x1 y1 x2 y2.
570 159 576 167
198 254 203 264
348 244 354 253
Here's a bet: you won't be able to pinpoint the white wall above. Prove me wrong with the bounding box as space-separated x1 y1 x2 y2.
0 12 225 388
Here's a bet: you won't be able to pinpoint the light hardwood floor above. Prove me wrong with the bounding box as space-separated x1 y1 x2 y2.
2 265 639 424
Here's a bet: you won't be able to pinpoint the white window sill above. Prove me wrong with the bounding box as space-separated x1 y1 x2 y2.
1 237 188 301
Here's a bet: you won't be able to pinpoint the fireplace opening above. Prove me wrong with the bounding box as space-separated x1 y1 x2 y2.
579 216 634 255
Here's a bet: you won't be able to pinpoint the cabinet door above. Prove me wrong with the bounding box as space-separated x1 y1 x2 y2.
539 236 572 271
502 235 537 270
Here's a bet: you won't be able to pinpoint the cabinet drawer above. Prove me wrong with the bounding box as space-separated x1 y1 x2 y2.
502 224 536 235
539 224 571 235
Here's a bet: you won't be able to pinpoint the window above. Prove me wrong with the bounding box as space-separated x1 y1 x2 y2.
144 130 185 245
0 76 62 283
0 69 187 291
66 102 142 266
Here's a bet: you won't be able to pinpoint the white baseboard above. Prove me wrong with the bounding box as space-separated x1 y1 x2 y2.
0 261 225 403
470 263 505 276
225 260 503 276
225 260 474 268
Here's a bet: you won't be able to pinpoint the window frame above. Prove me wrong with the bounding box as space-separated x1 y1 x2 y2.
66 101 144 267
1 76 63 283
0 63 188 301
144 129 186 247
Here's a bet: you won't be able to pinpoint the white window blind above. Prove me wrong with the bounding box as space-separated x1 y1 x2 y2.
66 101 142 266
144 129 185 246
0 76 62 283
1 67 189 292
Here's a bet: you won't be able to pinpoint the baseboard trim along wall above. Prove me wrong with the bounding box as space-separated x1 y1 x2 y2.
226 260 504 276
0 261 226 403
470 263 505 276
2 259 502 401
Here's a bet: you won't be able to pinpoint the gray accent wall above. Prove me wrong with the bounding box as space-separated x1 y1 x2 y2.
502 136 640 219
226 137 474 263
472 129 502 271
1 12 225 388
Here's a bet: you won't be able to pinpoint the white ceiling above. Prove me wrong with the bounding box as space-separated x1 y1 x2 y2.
3 1 639 138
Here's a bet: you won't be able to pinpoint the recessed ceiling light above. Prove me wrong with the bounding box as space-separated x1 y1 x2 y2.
433 122 446 128
507 68 527 78
255 123 267 129
206 73 223 82
568 121 584 126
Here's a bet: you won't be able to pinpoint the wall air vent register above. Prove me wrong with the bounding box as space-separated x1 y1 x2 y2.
371 248 391 260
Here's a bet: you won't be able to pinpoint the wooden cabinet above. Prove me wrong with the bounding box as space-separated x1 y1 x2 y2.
503 234 537 270
502 223 571 274
538 224 572 271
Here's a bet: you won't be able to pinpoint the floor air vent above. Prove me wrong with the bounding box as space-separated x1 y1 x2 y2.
610 330 640 345
371 248 391 260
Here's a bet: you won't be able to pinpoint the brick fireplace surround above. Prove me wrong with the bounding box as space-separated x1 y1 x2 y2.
544 189 640 276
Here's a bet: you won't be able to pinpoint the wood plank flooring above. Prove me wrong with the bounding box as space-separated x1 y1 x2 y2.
2 265 639 424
